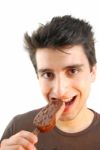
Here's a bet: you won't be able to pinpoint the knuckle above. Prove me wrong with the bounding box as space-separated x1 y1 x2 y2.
19 130 25 135
23 141 34 149
18 145 24 150
0 139 8 146
14 137 21 144
15 145 24 150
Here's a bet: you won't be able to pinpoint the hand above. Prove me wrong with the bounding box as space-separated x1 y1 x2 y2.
0 130 38 150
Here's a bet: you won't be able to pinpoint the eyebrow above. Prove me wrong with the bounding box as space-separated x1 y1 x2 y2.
38 64 84 74
38 68 54 74
62 64 84 70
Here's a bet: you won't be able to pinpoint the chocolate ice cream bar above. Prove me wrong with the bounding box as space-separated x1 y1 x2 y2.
33 100 62 135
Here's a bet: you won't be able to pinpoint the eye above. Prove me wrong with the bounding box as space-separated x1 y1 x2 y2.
42 72 54 80
67 68 80 76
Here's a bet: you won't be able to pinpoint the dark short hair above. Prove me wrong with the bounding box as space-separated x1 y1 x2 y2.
24 15 97 72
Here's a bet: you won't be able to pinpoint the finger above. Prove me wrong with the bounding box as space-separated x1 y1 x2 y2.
1 142 37 150
0 144 25 150
1 131 38 150
11 137 35 150
7 130 38 145
16 130 38 144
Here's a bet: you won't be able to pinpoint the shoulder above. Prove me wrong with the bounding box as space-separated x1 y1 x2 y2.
13 108 41 122
94 111 100 122
12 108 42 131
1 108 43 140
90 109 100 127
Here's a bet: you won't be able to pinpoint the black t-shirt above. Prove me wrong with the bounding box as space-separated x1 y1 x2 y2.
1 108 100 150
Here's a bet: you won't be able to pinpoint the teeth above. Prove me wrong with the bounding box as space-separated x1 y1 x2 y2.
66 97 73 102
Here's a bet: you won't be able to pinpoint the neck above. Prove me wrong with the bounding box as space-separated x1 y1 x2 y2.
56 108 94 133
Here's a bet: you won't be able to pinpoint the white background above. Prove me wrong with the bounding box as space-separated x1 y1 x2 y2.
0 0 100 138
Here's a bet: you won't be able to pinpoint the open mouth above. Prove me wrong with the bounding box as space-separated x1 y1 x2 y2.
64 96 76 112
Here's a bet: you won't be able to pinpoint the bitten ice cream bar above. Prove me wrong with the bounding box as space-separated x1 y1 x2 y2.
33 100 63 135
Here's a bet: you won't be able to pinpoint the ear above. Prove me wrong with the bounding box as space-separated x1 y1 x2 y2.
90 65 97 82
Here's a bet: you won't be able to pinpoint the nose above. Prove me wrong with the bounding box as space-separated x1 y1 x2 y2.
50 76 70 100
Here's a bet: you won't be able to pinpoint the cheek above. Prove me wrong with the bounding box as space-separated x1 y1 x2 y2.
39 80 51 97
75 77 91 98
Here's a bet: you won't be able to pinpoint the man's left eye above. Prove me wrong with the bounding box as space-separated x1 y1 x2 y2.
67 68 79 76
70 68 78 73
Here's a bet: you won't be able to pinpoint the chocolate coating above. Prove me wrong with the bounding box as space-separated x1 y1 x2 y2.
33 100 62 133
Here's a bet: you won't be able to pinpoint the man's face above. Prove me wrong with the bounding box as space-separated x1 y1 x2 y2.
36 45 96 121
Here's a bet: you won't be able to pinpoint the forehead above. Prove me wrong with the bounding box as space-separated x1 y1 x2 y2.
36 45 89 68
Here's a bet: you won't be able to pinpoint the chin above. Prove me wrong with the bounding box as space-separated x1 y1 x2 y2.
59 111 78 121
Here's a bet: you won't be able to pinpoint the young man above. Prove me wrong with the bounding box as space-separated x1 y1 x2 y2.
0 15 99 150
